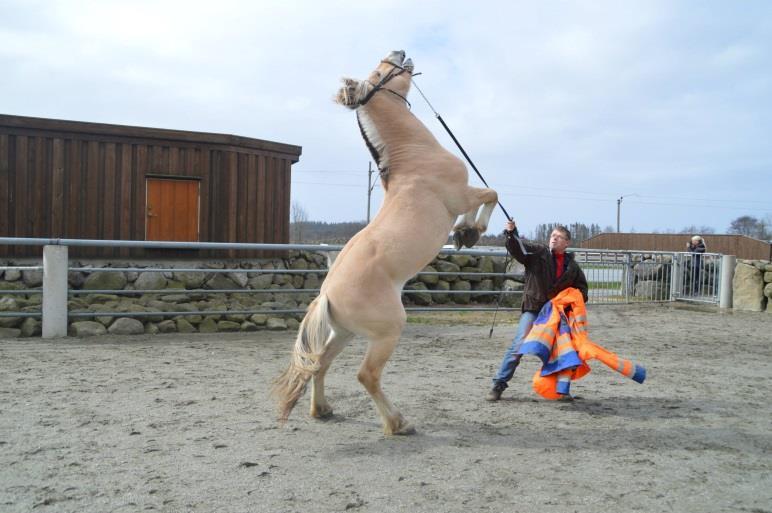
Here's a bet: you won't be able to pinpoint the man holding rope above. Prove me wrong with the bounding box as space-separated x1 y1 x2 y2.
486 220 588 401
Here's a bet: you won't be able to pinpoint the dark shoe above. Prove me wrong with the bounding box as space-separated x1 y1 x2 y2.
557 394 574 402
486 382 506 401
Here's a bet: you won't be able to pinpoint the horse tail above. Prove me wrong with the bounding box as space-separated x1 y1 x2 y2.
271 294 332 422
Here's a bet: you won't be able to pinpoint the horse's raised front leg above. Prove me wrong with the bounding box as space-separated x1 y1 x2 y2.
357 330 415 436
452 187 498 249
310 329 353 419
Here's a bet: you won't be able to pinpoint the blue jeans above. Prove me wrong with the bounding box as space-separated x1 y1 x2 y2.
492 311 537 387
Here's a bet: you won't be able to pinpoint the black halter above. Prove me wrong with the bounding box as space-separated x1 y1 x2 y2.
358 60 412 108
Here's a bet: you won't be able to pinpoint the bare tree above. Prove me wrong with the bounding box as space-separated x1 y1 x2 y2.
762 214 772 240
679 225 716 235
529 222 603 243
291 202 310 243
728 215 763 238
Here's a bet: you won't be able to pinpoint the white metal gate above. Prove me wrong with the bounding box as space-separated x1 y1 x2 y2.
570 250 722 305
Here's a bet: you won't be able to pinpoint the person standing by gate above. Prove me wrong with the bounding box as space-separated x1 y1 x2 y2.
686 235 706 294
486 220 588 401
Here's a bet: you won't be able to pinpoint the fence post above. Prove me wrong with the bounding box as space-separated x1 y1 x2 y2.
624 253 632 302
719 254 736 309
670 253 681 301
42 245 69 338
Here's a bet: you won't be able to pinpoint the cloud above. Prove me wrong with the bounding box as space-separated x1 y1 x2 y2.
1 0 770 233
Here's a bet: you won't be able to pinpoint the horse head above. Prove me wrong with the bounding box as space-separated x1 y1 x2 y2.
335 50 414 109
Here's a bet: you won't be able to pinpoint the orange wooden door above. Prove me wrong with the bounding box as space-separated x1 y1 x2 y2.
146 178 200 241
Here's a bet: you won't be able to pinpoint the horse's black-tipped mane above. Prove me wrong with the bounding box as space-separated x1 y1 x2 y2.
356 111 381 169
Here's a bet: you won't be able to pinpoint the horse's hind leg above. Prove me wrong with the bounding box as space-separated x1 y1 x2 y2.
357 331 415 435
310 329 353 419
452 187 498 249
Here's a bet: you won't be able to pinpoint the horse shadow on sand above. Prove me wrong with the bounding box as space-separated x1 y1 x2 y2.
321 393 752 458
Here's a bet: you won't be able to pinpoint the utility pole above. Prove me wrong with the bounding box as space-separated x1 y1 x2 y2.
616 193 638 233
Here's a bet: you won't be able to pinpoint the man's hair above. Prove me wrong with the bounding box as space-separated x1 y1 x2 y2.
553 225 571 240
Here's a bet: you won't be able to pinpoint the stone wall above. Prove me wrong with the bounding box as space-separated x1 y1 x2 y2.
3 251 769 338
0 251 522 338
632 255 673 299
733 259 772 313
405 253 523 308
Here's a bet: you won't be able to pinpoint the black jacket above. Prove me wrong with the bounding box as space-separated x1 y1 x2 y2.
505 229 589 312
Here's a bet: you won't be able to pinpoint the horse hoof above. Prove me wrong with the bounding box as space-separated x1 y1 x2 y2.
461 227 480 248
393 424 416 436
386 420 416 436
452 231 463 250
311 405 334 419
452 226 480 249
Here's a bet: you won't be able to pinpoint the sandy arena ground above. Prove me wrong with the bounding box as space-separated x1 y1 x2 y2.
1 303 771 513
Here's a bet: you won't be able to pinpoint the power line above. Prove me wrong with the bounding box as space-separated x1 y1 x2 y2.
292 180 368 189
490 182 610 197
496 191 612 202
493 191 769 212
633 193 770 205
292 168 768 206
626 199 770 212
293 183 768 213
293 169 365 175
491 182 769 205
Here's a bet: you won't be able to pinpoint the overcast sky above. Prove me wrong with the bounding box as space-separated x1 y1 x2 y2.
2 0 770 236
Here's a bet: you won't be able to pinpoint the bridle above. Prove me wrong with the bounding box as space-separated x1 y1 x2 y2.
358 60 412 108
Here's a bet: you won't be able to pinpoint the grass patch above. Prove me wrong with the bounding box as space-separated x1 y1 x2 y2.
588 281 622 289
407 310 520 326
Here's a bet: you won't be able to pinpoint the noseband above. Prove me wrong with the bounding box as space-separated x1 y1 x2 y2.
358 60 412 108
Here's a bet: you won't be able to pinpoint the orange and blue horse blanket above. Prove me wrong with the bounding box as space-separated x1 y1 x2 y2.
515 287 646 399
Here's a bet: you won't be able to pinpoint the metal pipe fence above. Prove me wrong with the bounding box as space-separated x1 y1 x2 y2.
0 238 728 336
673 252 723 304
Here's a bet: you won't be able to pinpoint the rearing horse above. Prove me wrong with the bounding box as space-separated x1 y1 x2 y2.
272 50 498 435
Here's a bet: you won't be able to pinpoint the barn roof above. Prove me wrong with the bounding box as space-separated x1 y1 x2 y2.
0 113 302 162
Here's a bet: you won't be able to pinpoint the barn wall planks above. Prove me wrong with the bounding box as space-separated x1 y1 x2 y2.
0 114 301 258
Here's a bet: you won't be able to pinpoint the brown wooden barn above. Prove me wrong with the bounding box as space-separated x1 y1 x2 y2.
0 114 302 258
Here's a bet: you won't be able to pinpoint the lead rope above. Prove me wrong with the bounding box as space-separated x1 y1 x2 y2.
488 251 512 338
411 76 527 337
410 78 511 217
410 76 529 258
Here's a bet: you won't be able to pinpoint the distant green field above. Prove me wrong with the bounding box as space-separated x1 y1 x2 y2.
579 264 624 270
588 281 622 289
407 310 518 326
